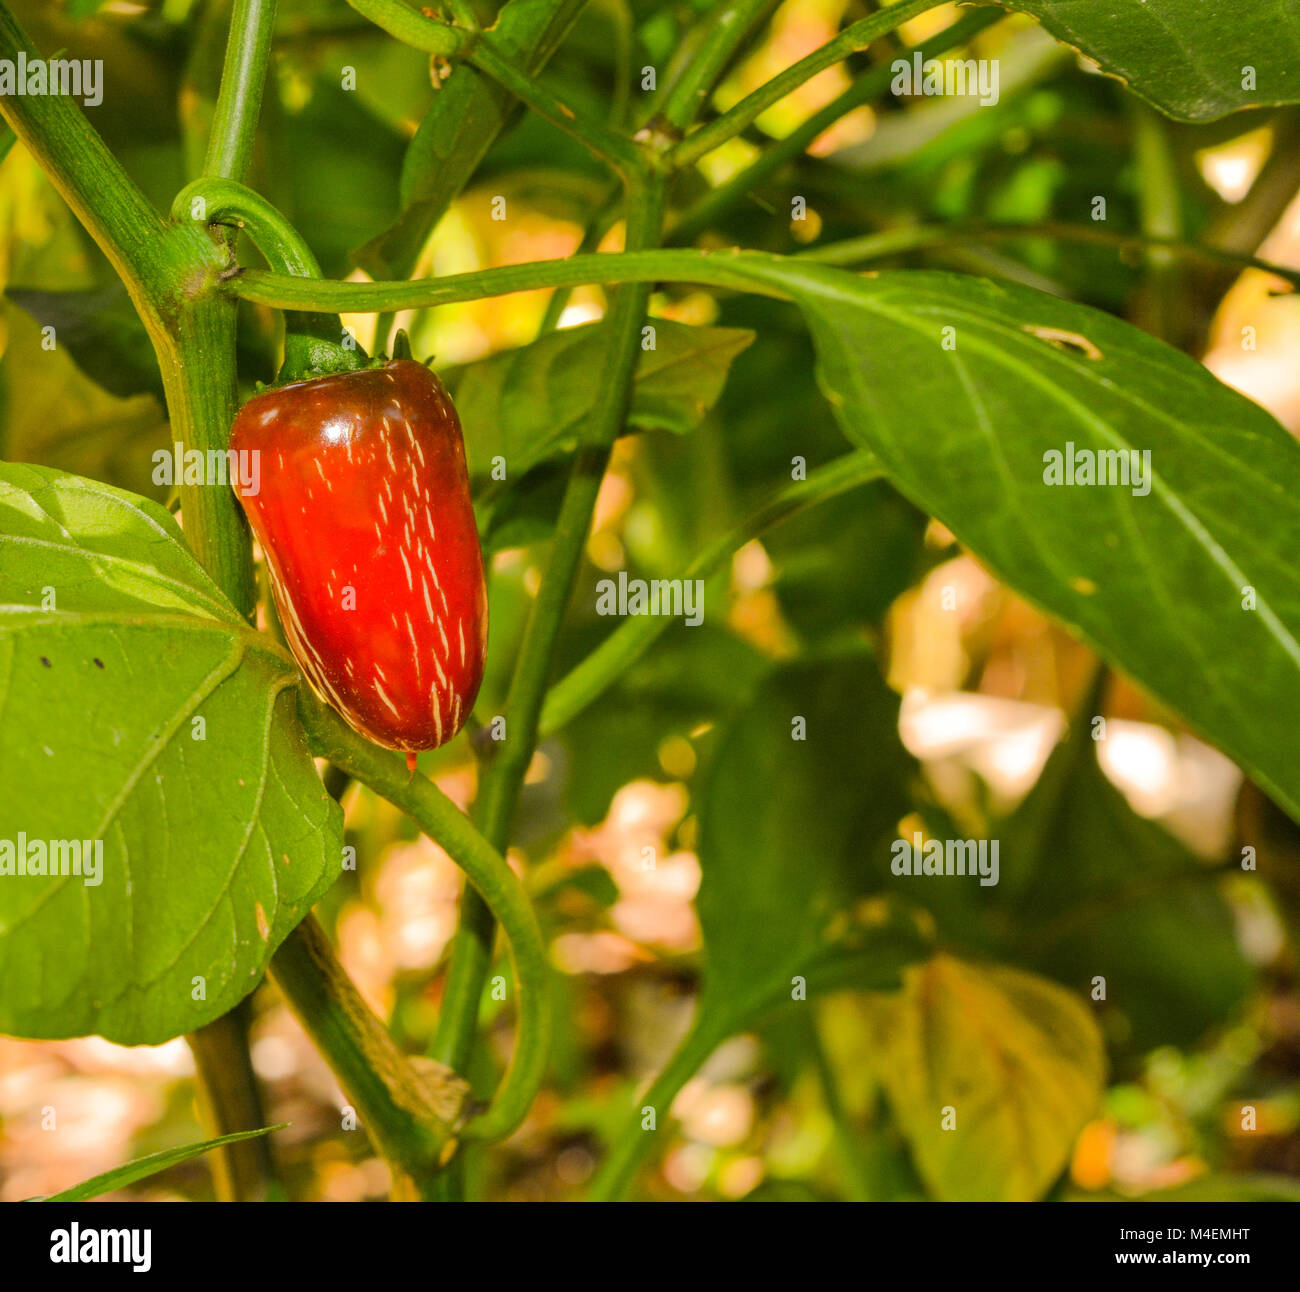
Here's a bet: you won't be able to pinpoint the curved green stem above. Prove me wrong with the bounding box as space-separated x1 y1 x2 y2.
173 177 364 381
668 6 1003 246
668 0 947 170
173 177 320 275
431 174 668 1145
539 449 883 736
296 692 551 1144
203 0 279 182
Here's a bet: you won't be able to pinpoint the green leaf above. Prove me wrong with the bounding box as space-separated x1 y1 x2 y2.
561 623 768 825
0 465 341 1044
450 319 755 479
0 303 169 502
271 81 406 279
859 955 1106 1201
1004 689 1253 1049
7 283 162 401
989 0 1300 120
34 1125 286 1202
714 258 1300 828
766 481 930 637
354 0 586 279
695 653 928 1022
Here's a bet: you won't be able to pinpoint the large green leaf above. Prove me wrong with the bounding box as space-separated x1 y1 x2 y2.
860 955 1106 1201
709 257 1300 827
695 654 928 1022
988 0 1300 120
0 465 340 1043
1003 686 1253 1049
449 319 754 480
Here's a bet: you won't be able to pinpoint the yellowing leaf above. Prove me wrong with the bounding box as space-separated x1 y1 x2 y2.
860 955 1105 1201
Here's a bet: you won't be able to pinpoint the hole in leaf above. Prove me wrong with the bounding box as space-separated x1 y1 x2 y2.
1023 325 1103 360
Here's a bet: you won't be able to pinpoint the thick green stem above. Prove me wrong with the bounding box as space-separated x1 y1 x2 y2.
203 0 278 182
431 176 668 1141
0 5 187 320
540 450 882 736
154 294 260 619
270 914 469 1195
184 0 288 1201
0 4 257 615
297 693 551 1144
188 1003 279 1200
668 0 947 170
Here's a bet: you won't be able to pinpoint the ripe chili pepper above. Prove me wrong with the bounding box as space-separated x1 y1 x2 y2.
230 359 488 770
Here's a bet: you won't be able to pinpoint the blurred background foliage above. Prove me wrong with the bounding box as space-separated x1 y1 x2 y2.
3 0 1300 1202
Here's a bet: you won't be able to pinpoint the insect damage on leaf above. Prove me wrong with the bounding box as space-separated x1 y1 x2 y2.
1023 325 1103 360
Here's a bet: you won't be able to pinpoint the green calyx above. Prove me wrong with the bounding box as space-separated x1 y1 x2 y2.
278 311 369 385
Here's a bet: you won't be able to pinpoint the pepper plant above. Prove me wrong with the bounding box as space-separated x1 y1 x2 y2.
2 0 1300 1203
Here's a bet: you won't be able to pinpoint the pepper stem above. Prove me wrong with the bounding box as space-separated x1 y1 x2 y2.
172 177 367 384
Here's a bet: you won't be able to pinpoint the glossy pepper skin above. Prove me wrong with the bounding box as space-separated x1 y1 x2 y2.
230 359 487 764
